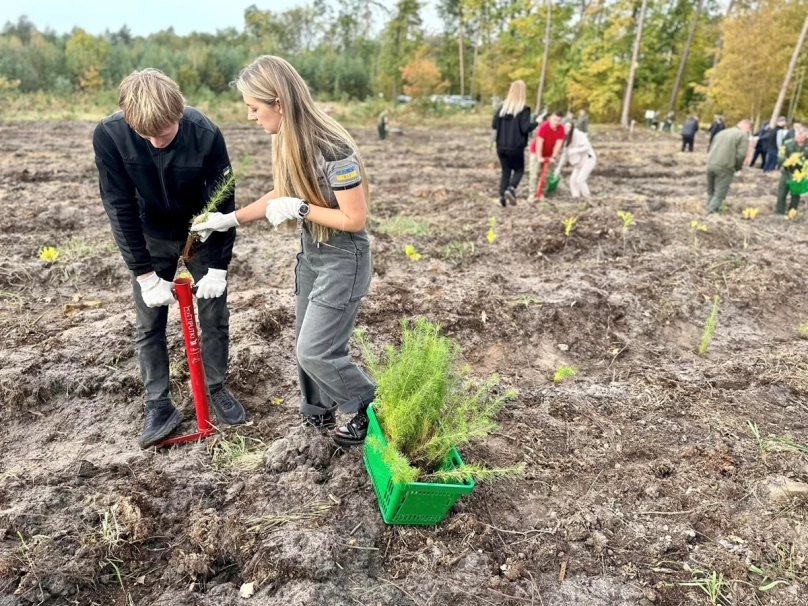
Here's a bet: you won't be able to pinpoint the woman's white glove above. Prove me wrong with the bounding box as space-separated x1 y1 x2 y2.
266 197 304 228
137 273 175 307
190 212 239 243
195 269 227 299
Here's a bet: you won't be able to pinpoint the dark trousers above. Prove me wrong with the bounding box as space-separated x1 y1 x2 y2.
132 235 230 406
681 135 694 152
497 149 525 199
749 148 767 168
763 151 779 172
776 171 801 214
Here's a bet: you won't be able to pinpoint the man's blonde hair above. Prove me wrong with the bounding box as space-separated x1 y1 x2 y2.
119 69 185 136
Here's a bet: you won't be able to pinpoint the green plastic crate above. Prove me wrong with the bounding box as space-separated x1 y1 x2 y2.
363 405 474 526
787 179 808 195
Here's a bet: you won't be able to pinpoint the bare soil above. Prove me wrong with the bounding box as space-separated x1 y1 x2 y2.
0 121 807 606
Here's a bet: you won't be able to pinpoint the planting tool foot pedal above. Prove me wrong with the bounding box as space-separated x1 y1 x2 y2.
156 278 216 448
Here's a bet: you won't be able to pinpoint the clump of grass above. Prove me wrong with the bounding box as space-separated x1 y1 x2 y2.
698 295 720 355
442 241 476 266
376 216 429 236
209 432 267 473
357 317 522 484
798 323 808 339
182 172 236 262
746 420 808 462
553 366 577 383
677 569 730 604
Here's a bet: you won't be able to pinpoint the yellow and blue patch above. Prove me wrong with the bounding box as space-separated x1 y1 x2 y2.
335 166 359 182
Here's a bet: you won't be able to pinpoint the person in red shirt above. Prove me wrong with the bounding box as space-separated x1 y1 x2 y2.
528 111 566 199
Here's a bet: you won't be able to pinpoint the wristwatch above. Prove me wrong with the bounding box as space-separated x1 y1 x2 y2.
298 201 310 218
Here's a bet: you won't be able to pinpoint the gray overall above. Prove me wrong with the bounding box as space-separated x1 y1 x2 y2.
295 222 375 415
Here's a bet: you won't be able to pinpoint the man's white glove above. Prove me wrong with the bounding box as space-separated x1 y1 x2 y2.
190 212 239 243
195 269 227 299
266 197 304 228
137 273 175 307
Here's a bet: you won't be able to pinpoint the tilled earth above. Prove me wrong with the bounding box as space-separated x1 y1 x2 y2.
0 121 807 606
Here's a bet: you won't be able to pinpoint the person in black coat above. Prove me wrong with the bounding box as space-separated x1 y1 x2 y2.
492 80 537 207
707 115 725 150
681 115 699 152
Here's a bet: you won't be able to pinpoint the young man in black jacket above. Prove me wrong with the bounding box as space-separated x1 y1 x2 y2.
93 69 245 448
681 115 699 152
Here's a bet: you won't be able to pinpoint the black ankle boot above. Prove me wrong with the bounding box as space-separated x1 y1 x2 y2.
332 408 369 448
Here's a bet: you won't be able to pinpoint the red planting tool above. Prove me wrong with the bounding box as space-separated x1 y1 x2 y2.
536 159 550 200
156 277 215 447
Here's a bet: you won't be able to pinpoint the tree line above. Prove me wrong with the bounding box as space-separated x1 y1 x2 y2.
0 0 806 124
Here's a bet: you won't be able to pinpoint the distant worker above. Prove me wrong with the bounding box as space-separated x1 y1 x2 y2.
377 109 389 140
93 69 246 447
576 108 590 133
681 115 699 152
563 123 596 199
492 80 537 206
776 126 808 215
785 119 803 142
749 121 770 168
662 110 675 132
529 110 566 199
763 116 787 172
705 120 752 214
707 115 725 150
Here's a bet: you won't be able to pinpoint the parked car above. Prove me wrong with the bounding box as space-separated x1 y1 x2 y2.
396 95 412 104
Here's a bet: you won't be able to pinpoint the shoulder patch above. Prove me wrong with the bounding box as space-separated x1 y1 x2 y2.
334 166 359 182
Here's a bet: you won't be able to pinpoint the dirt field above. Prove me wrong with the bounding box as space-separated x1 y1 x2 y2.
1 121 807 606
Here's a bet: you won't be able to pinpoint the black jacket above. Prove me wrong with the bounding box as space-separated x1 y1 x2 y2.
763 126 781 151
93 107 235 275
492 106 536 152
681 118 699 137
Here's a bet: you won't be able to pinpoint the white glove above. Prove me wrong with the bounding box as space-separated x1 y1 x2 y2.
195 269 227 299
266 197 304 228
137 273 175 307
190 212 239 243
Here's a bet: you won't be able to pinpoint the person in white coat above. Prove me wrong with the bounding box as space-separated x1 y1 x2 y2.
564 123 596 198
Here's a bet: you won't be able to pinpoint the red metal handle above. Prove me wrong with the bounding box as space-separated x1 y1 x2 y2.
173 278 212 433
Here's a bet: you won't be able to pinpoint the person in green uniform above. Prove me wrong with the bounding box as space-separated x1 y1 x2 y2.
776 126 808 214
576 108 590 133
705 120 751 214
377 109 389 140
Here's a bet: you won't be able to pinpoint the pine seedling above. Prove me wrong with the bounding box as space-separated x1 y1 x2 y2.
617 210 633 253
742 207 759 220
562 216 578 237
553 366 577 383
691 219 707 249
799 323 808 339
182 172 236 262
698 295 720 355
487 217 496 244
404 244 422 260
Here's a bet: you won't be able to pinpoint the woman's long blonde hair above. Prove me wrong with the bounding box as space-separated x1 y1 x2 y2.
500 80 526 117
234 55 369 242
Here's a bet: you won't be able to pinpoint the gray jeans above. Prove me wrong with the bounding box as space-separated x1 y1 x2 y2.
295 225 375 416
131 234 230 406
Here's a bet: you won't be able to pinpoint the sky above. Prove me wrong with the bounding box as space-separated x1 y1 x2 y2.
0 0 441 38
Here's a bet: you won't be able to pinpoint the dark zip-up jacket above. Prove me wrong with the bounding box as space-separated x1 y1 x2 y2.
492 106 537 153
681 118 699 137
93 107 235 275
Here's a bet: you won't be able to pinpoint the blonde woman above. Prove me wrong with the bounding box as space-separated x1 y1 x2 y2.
492 80 537 206
191 56 374 447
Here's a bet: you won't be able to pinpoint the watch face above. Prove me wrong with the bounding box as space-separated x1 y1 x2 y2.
299 202 310 217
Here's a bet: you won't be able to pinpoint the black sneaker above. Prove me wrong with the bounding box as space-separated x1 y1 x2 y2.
332 410 369 448
139 401 182 448
209 388 246 425
498 197 507 208
301 411 337 430
504 186 517 205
